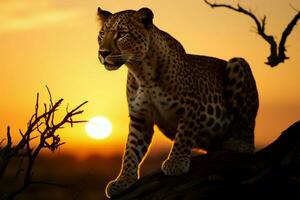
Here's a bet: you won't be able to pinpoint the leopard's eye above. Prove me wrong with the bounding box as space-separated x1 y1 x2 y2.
99 31 105 38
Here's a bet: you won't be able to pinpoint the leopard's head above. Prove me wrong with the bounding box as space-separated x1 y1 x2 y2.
97 7 154 70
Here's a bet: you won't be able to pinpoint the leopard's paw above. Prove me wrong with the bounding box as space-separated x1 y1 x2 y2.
161 156 190 176
105 175 137 198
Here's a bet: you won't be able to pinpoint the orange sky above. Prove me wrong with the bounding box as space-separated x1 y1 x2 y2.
0 0 299 158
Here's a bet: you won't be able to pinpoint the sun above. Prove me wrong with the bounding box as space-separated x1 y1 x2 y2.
85 116 112 140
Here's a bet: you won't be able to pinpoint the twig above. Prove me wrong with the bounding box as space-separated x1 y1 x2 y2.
0 139 5 146
6 126 12 148
204 0 300 67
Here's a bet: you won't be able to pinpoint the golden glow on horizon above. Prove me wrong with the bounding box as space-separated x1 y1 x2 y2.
86 116 112 140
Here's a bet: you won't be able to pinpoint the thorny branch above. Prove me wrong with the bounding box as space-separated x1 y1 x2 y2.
0 88 87 200
204 0 300 67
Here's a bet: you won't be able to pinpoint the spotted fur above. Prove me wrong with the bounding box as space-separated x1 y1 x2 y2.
97 7 259 198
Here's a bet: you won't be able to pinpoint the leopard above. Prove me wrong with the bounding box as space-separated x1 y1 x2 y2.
96 7 259 198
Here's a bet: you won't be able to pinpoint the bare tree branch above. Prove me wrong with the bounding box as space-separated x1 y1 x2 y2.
204 0 300 67
278 11 300 61
0 87 88 200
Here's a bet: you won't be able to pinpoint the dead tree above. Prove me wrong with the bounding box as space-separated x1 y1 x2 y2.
204 0 300 67
0 87 87 200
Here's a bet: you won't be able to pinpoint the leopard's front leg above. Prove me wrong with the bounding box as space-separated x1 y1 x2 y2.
162 119 194 176
105 114 154 198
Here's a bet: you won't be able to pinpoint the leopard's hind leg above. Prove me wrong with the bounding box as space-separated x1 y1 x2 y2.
222 57 259 153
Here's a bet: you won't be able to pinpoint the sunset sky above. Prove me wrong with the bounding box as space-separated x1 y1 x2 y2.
0 0 299 158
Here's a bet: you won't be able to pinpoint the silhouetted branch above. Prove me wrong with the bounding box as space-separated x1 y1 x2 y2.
204 0 300 67
6 127 12 148
0 87 88 200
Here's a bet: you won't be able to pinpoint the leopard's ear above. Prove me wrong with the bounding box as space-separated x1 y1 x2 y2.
97 7 112 24
135 8 153 28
